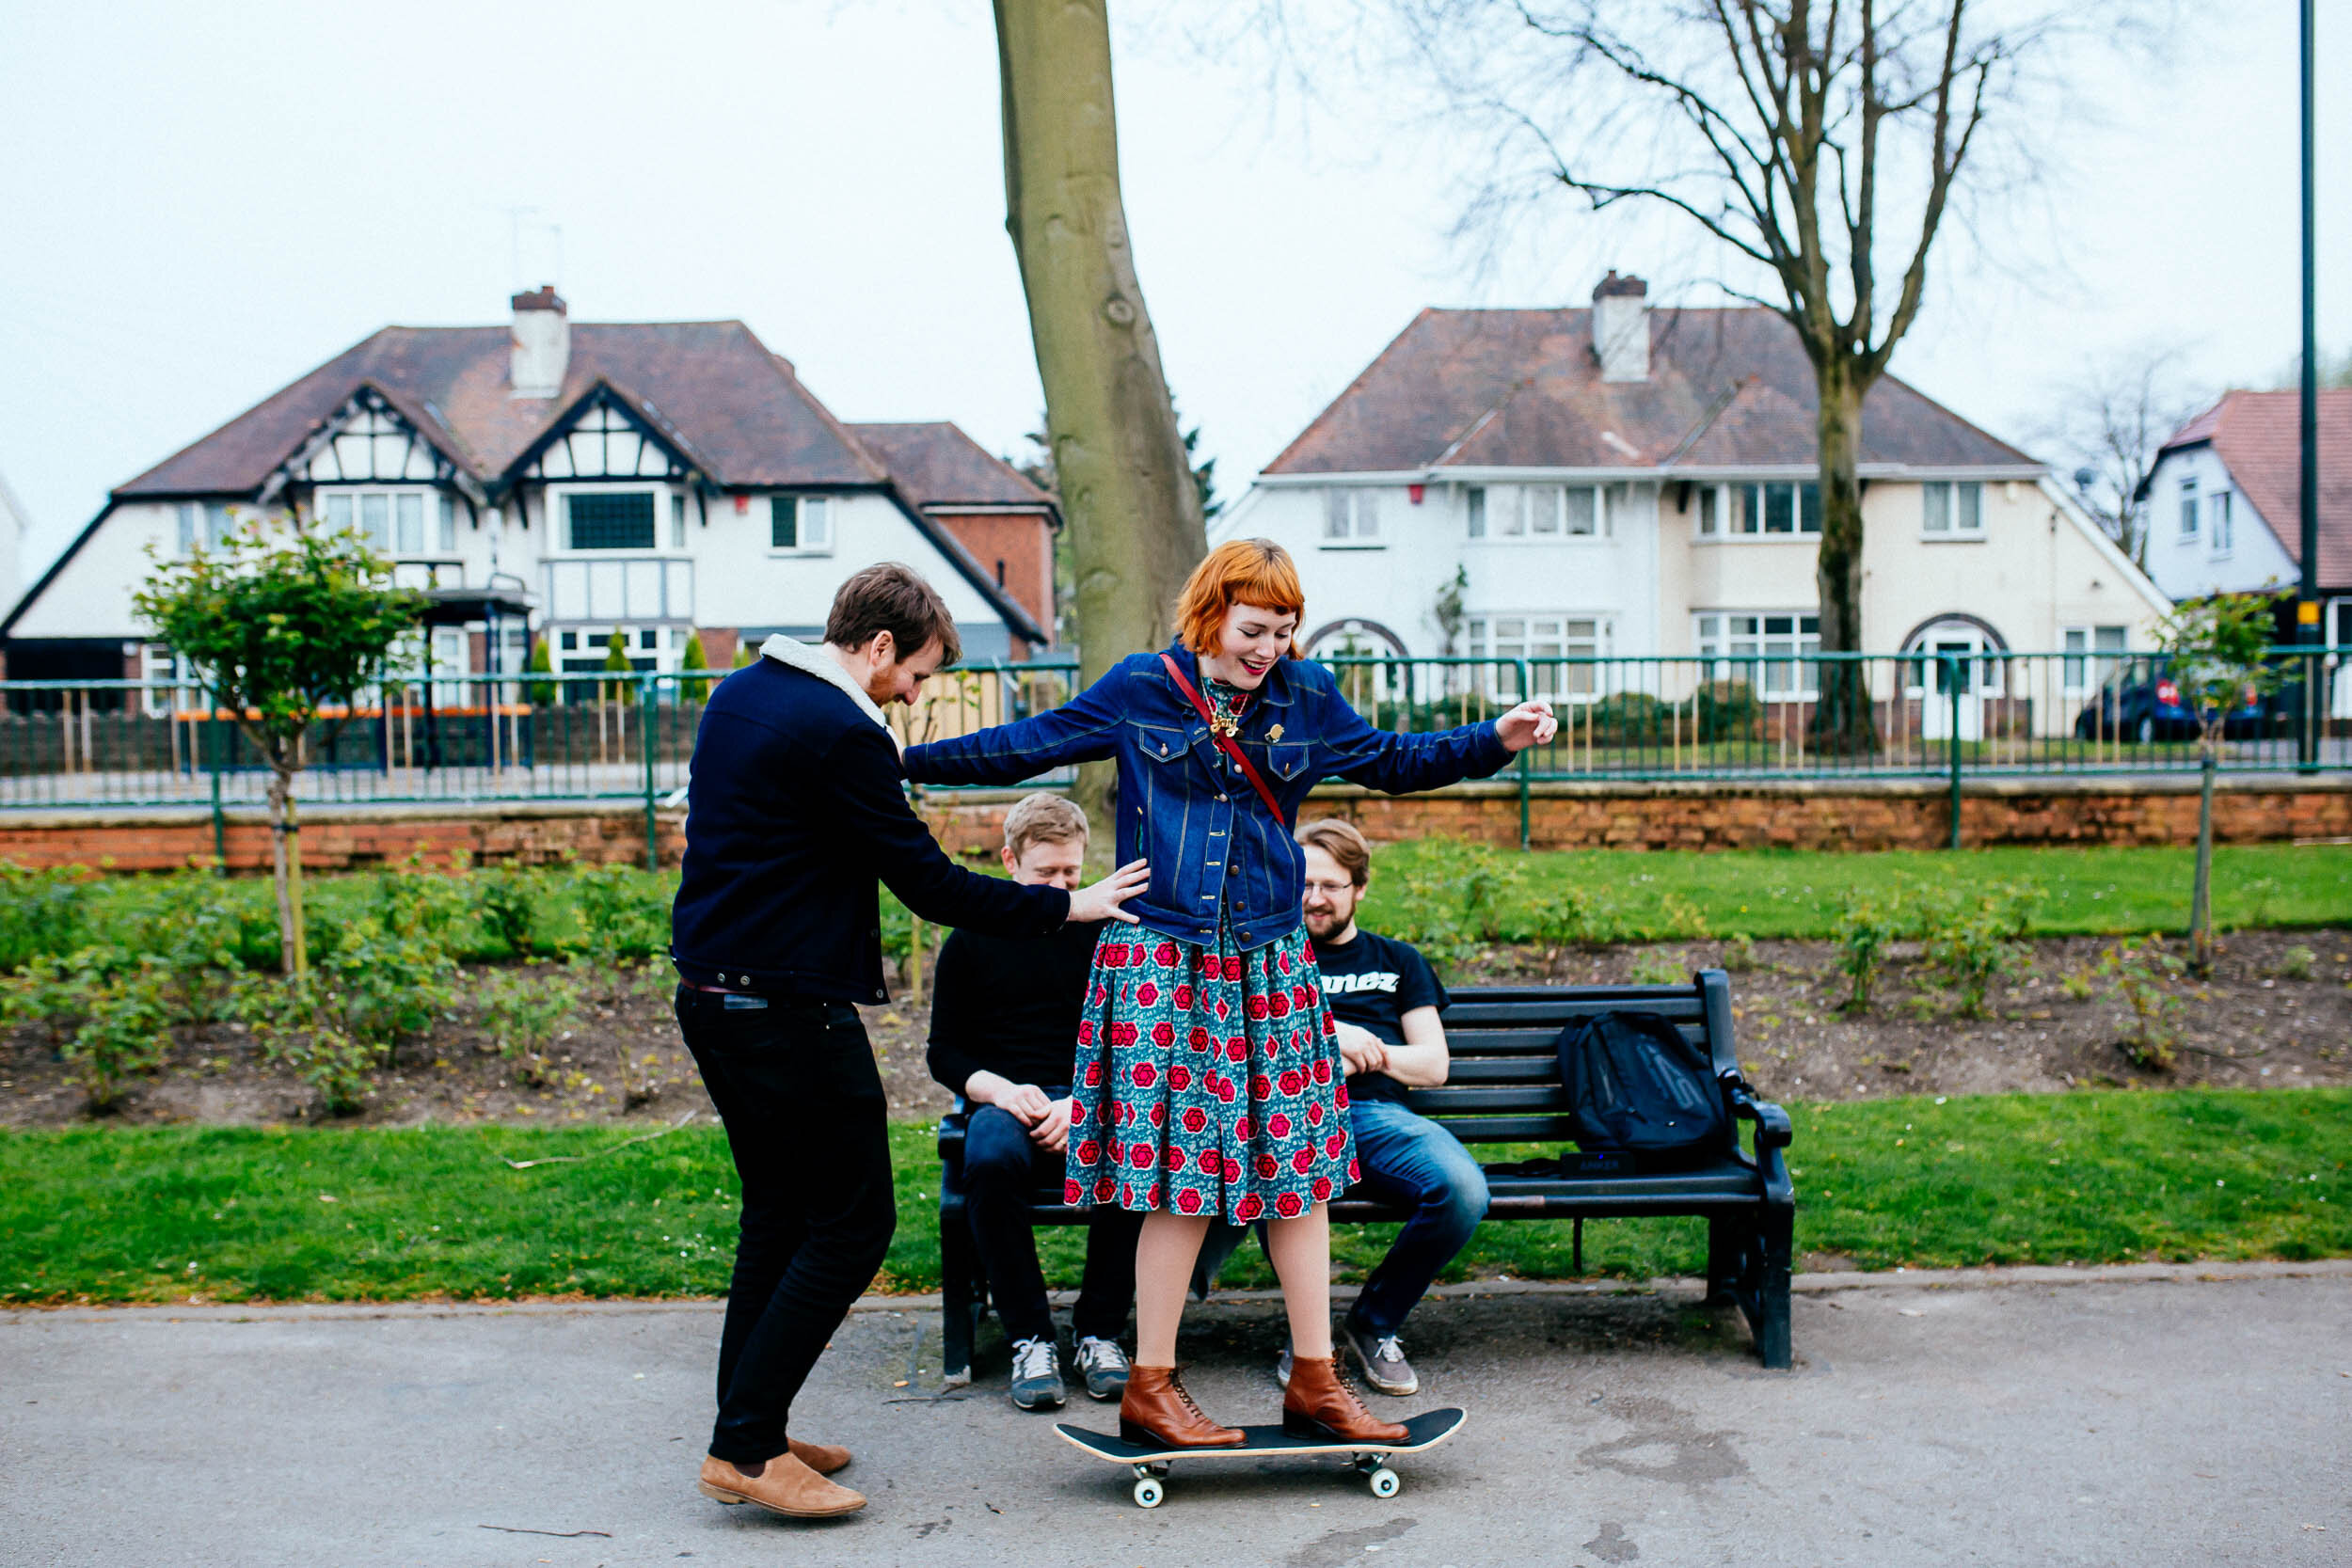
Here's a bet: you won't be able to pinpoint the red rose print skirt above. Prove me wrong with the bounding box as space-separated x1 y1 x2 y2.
1064 921 1358 1223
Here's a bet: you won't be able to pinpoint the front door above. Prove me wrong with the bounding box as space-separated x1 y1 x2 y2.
1915 623 1990 741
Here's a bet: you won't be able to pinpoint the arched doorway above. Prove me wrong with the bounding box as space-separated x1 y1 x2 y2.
1303 618 1411 715
1902 615 2009 742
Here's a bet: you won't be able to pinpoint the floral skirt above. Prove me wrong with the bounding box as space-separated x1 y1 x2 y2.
1064 921 1359 1223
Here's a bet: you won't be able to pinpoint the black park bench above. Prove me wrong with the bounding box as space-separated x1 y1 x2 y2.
935 969 1796 1379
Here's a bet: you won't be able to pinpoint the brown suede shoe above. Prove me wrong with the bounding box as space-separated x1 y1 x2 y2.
787 1436 850 1476
697 1453 866 1518
1118 1365 1245 1449
1281 1354 1408 1444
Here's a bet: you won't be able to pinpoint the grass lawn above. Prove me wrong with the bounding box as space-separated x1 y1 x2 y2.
1367 840 2352 944
4 1089 2344 1305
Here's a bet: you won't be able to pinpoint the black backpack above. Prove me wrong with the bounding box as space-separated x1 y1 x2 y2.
1555 1010 1727 1161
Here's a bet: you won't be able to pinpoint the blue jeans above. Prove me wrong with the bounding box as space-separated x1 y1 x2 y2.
964 1096 1142 1345
1343 1097 1491 1338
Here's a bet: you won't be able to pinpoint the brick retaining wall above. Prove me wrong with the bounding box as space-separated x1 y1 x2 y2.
0 777 2343 873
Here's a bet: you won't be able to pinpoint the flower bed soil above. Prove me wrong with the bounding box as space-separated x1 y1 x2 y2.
3 929 2345 1129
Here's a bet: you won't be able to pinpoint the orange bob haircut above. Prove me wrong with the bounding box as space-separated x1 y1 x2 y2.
1174 538 1306 657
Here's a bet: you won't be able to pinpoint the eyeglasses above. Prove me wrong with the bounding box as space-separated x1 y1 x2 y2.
1301 879 1356 896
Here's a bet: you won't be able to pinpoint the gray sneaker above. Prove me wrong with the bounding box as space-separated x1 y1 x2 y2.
1008 1337 1065 1410
1073 1336 1131 1401
1342 1322 1420 1396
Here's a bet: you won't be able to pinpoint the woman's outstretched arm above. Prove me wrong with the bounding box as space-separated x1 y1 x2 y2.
902 659 1132 786
1314 674 1556 795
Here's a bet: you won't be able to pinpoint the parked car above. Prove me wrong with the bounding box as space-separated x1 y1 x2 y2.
2074 663 2267 742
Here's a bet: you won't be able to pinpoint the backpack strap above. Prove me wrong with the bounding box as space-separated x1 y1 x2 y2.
1159 653 1291 826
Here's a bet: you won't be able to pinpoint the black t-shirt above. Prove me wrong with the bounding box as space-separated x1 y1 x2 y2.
926 918 1104 1095
1311 928 1447 1104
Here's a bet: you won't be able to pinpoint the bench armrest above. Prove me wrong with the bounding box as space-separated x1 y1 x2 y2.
937 1096 971 1164
1727 1084 1792 1151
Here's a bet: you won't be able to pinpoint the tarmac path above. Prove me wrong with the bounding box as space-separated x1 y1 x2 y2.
5 1264 2347 1567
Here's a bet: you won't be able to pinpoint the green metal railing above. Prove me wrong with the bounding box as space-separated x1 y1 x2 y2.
0 648 2343 862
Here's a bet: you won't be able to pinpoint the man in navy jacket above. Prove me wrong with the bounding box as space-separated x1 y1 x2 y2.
673 563 1146 1521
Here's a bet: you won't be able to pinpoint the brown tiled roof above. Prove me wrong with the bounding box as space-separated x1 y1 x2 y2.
846 422 1055 513
115 322 885 497
2161 388 2352 588
1263 307 2036 475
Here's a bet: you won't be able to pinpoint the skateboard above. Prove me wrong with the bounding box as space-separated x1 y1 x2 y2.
1056 1407 1466 1508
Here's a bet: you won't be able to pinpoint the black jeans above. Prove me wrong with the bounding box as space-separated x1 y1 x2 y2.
962 1096 1142 1344
675 987 896 1465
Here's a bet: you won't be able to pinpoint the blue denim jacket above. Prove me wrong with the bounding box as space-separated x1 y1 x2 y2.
902 644 1514 948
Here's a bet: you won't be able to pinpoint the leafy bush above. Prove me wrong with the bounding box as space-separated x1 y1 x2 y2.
0 863 95 974
1720 932 1756 973
2276 944 2315 981
476 967 580 1086
2099 936 2185 1071
1834 892 1903 1012
1915 882 2036 1018
6 950 176 1111
1628 952 1684 986
557 863 670 963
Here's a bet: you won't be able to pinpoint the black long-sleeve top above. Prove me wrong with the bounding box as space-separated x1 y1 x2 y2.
925 918 1104 1095
670 656 1069 1005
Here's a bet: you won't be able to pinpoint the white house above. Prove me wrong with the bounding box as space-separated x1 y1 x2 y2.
1215 274 2172 740
1 288 1058 687
2139 388 2351 641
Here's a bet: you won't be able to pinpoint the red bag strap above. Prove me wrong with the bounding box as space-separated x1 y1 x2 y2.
1159 653 1290 826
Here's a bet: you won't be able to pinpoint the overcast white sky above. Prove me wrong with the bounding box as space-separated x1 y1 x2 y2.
0 0 2344 580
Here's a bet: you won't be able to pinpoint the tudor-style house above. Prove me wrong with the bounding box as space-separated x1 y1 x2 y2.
1 288 1057 689
1216 274 2171 740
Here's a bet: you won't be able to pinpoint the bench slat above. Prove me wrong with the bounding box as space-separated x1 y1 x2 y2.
1445 1024 1708 1056
1442 994 1704 1026
1438 1056 1562 1084
1403 1085 1570 1114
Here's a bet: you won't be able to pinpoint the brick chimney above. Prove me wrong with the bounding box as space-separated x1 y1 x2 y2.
1591 271 1649 383
509 284 569 399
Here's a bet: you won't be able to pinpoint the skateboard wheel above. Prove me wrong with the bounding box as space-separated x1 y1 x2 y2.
1367 1466 1401 1498
1133 1476 1165 1508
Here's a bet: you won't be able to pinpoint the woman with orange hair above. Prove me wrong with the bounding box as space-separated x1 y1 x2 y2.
904 539 1555 1449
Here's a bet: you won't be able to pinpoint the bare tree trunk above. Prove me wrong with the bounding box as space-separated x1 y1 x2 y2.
266 767 309 977
2191 745 2217 977
994 0 1209 842
1810 364 1881 755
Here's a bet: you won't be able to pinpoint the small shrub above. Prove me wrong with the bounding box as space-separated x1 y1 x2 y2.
66 964 176 1111
1454 844 1525 943
477 968 580 1086
1917 886 2030 1019
1525 884 1598 965
561 863 670 964
373 851 475 950
0 862 93 973
2059 969 2097 1003
316 914 460 1047
2275 944 2315 981
469 864 547 957
1834 892 1902 1013
1628 952 1684 986
1719 932 1756 973
2099 936 2185 1071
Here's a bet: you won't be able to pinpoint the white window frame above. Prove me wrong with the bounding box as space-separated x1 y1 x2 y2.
1921 481 1985 539
2208 488 2233 557
1691 482 1820 540
1321 487 1385 546
317 485 457 561
2061 625 2129 697
1693 610 1821 701
768 494 834 556
551 624 689 677
1473 483 1613 543
547 483 685 556
1463 611 1611 702
174 501 235 555
2178 476 2200 540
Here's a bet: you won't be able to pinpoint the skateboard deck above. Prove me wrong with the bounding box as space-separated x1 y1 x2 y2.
1057 1407 1465 1506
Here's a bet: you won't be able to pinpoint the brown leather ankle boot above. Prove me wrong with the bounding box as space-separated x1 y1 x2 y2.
1281 1355 1408 1444
1119 1365 1245 1449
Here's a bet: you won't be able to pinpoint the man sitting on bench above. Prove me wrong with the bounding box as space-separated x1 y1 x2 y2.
1285 818 1490 1396
928 794 1141 1410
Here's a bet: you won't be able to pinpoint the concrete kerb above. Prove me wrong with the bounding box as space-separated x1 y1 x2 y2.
13 1257 2347 1328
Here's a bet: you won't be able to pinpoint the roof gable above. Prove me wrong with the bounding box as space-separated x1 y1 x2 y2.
2160 388 2352 586
845 422 1054 512
1264 306 2036 476
112 320 887 499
